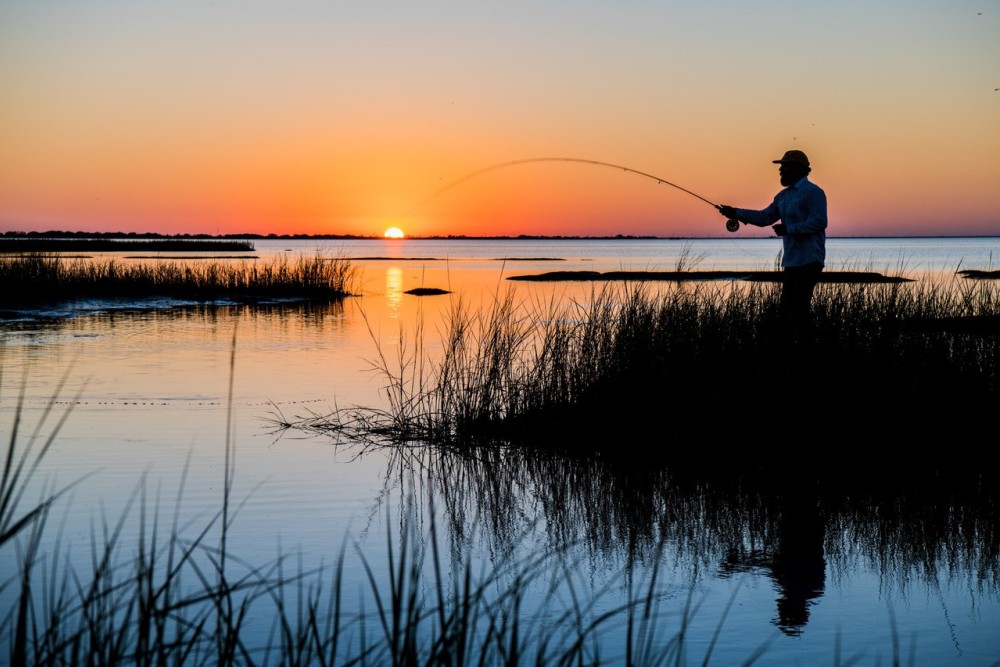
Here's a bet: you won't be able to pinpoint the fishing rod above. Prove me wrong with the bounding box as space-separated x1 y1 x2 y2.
408 157 742 233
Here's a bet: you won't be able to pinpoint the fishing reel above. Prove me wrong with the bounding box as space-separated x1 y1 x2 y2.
726 218 741 233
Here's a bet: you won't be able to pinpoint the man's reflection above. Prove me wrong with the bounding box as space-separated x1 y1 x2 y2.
719 479 826 637
770 485 826 635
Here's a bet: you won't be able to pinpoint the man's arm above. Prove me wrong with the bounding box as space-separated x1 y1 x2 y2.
729 199 781 228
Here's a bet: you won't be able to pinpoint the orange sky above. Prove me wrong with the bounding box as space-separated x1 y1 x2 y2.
2 2 998 238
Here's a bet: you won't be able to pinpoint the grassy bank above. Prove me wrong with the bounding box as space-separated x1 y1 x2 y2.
285 274 1000 461
0 253 358 307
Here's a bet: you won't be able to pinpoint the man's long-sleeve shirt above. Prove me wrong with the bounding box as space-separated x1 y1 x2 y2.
734 177 827 268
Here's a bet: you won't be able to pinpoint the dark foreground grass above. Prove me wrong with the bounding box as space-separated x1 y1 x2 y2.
0 357 798 666
4 339 998 665
5 268 1000 665
283 273 1000 465
6 385 979 666
0 253 358 307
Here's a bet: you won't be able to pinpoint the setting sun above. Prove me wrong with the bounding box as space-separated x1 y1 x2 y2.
383 227 405 239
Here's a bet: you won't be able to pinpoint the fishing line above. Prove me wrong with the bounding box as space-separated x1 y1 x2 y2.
406 157 741 232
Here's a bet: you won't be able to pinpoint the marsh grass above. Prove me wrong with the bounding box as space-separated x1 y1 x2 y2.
5 269 998 665
286 273 1000 463
4 384 973 666
5 341 990 665
1 380 793 666
0 253 358 307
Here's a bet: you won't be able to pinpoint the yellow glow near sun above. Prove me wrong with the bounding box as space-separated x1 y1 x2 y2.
383 227 405 239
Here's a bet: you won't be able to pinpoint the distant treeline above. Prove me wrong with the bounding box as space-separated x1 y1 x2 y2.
2 231 364 241
2 231 658 241
0 237 254 252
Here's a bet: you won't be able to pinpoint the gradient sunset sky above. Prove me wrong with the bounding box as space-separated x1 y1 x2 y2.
2 2 998 238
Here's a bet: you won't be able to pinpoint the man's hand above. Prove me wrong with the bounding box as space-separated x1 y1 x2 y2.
718 205 737 219
772 223 787 236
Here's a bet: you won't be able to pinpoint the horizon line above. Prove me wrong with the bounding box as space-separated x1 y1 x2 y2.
3 231 999 241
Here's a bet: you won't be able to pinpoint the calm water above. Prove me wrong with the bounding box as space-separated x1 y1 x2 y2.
2 237 999 665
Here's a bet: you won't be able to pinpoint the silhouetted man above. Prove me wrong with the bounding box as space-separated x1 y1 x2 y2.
719 150 828 336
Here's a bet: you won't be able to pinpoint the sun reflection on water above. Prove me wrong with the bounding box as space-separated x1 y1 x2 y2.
385 266 403 321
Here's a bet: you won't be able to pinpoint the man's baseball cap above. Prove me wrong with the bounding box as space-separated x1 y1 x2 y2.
772 150 810 167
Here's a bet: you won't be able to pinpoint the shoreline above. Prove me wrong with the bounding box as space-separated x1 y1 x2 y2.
506 270 914 283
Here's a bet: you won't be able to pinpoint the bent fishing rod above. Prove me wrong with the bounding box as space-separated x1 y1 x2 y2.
407 157 742 233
